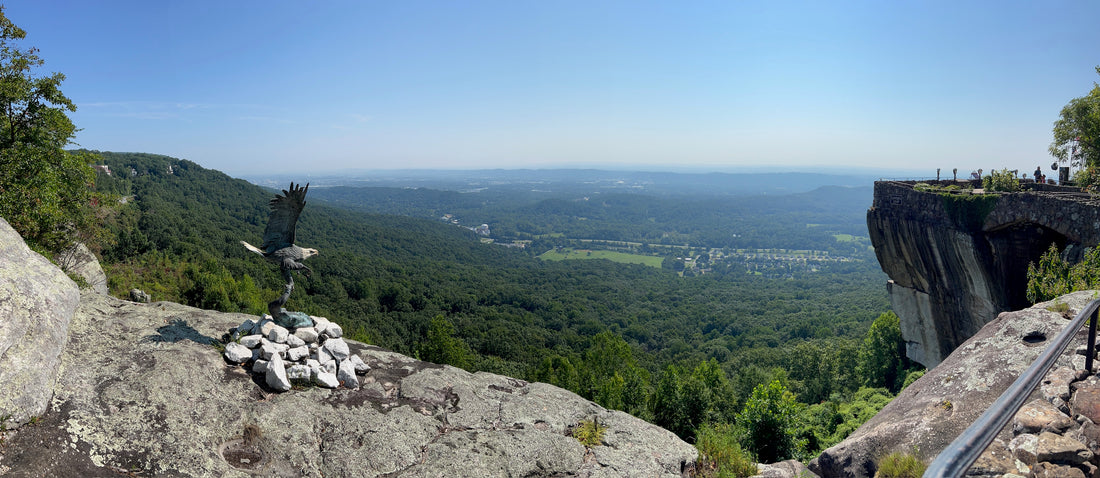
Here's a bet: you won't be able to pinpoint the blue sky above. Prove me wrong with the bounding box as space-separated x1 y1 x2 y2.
8 1 1100 176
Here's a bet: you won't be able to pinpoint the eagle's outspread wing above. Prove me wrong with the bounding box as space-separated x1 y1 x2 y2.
261 182 309 253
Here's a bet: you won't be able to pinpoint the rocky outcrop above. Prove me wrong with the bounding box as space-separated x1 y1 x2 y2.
56 242 108 295
868 181 1100 366
0 222 697 476
0 217 80 429
810 291 1097 478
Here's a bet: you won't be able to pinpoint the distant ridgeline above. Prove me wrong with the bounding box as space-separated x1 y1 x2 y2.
867 179 1100 367
89 151 910 461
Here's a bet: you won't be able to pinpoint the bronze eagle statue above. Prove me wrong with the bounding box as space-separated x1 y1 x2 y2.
241 182 318 275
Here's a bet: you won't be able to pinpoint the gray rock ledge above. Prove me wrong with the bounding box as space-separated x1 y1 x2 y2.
0 291 697 477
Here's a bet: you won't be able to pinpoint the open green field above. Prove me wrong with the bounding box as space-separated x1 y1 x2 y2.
539 248 664 268
833 234 855 242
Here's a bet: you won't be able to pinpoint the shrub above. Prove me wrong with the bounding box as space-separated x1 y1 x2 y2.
1074 165 1100 193
901 370 924 389
737 380 805 463
981 168 1020 192
695 423 758 478
571 418 607 447
875 451 925 478
1027 243 1100 304
1047 301 1070 313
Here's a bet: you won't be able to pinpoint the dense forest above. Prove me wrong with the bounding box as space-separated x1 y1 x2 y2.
89 151 917 471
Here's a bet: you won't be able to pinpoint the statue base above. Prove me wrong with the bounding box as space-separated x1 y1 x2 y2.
271 309 313 329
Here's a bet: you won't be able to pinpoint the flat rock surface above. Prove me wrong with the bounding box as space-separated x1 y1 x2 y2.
0 291 696 477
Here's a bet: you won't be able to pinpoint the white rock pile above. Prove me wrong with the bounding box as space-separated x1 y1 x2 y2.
222 315 369 392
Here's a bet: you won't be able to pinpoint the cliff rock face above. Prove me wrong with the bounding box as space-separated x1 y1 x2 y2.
867 181 1100 366
0 217 80 428
0 222 696 477
810 291 1095 478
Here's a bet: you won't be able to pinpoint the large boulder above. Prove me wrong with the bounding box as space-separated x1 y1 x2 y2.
0 291 697 477
0 217 80 429
56 242 109 295
810 291 1096 478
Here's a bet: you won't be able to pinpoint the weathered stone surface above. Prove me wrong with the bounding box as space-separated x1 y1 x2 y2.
56 242 108 295
286 333 305 348
286 364 310 382
0 291 696 476
1035 431 1091 465
969 439 1022 476
1015 398 1075 434
294 327 319 344
810 292 1097 478
267 324 289 344
324 338 350 361
1009 433 1038 465
317 347 334 365
238 319 257 336
755 459 819 477
239 334 263 348
325 322 343 338
252 359 269 373
1041 367 1076 403
258 318 277 337
287 345 309 362
129 288 150 303
1031 462 1087 478
260 342 281 360
350 354 370 373
0 217 80 428
1071 378 1100 425
266 355 292 392
223 342 252 363
315 371 339 388
338 357 359 389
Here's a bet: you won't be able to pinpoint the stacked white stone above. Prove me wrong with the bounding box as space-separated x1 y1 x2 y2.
223 315 369 392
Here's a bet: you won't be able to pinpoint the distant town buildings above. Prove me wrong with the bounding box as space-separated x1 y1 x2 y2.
92 164 111 176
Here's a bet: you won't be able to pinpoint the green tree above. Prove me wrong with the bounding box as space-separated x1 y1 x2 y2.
0 8 96 254
1026 243 1072 303
1050 66 1100 171
421 315 472 369
857 311 909 393
580 331 651 419
652 365 689 439
737 379 804 463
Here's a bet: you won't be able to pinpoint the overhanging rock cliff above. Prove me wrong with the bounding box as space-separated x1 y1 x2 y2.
867 181 1100 367
0 221 697 477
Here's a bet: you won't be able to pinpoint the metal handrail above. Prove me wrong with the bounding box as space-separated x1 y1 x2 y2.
924 298 1100 477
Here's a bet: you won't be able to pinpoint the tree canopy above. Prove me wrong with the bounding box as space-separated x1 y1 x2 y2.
0 7 97 254
1050 67 1100 181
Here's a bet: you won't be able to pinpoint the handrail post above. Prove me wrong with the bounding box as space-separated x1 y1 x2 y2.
1088 308 1098 374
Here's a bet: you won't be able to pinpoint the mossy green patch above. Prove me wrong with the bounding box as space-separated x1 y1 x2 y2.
939 192 998 232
